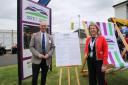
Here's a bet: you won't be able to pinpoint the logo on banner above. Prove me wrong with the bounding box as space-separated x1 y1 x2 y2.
25 6 48 22
106 38 115 49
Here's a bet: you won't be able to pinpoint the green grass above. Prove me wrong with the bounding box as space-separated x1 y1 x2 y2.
1 57 128 85
0 65 18 85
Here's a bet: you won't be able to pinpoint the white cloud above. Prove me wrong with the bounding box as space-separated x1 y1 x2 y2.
0 0 117 32
0 19 16 30
48 0 115 32
0 0 17 30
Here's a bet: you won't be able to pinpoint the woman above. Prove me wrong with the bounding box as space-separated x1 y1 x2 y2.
84 23 108 85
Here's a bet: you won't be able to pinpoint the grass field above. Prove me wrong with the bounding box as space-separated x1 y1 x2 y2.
0 56 128 85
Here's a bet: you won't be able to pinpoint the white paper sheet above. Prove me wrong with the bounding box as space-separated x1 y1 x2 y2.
54 32 81 67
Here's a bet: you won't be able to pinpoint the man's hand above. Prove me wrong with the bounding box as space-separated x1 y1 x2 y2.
44 54 49 59
38 54 45 59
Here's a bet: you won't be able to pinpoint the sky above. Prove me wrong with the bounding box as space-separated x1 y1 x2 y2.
0 0 125 32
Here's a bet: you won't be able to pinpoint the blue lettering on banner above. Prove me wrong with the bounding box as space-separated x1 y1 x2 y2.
27 15 38 22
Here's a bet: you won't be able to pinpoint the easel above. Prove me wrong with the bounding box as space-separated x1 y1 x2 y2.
54 32 81 85
59 66 80 85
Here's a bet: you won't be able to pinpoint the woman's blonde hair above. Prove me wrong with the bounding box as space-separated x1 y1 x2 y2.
88 22 101 36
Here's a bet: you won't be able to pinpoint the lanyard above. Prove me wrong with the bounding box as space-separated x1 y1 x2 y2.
90 38 96 51
89 37 96 57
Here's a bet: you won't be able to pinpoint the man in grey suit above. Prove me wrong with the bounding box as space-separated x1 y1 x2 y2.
30 21 54 85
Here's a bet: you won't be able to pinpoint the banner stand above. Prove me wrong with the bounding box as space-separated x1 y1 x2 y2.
17 0 22 84
59 66 80 85
17 0 51 84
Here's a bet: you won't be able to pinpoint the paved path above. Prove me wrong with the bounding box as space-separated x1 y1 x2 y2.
0 45 85 67
0 52 17 67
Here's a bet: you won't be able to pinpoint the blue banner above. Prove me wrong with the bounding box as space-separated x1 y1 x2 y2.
38 0 51 6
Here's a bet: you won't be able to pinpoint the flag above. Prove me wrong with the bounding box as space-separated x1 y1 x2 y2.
38 0 51 6
71 21 74 30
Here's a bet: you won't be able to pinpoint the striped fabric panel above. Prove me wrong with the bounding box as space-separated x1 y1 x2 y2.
108 52 115 65
85 22 114 36
114 51 124 67
98 22 114 36
103 22 107 35
108 51 124 67
108 23 113 36
111 51 121 67
84 21 128 68
96 22 100 27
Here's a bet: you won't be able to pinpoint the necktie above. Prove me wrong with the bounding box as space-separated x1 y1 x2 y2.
42 33 45 52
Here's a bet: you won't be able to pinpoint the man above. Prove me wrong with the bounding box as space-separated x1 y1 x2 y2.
30 21 55 85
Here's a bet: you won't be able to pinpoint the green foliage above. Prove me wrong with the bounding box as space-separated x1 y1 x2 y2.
0 59 128 85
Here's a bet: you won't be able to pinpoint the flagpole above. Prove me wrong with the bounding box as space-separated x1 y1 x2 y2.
78 15 80 38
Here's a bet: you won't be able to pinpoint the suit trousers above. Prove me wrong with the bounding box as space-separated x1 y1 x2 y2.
87 58 107 85
32 59 49 85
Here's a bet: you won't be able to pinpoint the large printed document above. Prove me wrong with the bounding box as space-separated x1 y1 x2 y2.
54 32 82 67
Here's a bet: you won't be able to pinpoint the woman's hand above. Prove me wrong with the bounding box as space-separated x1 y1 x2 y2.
101 65 107 72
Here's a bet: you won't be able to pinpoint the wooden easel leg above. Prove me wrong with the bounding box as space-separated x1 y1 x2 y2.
67 67 70 85
59 68 62 85
122 48 127 60
75 67 80 85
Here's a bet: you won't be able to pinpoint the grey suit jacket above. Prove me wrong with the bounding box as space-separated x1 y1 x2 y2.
30 31 55 65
